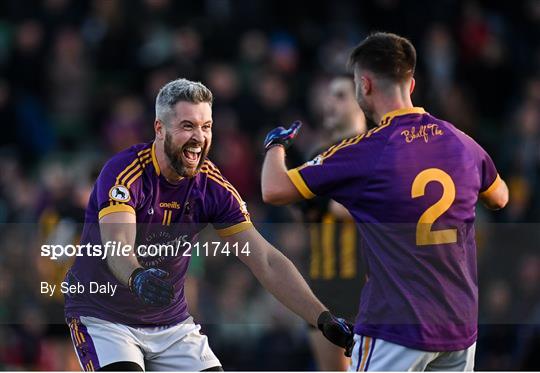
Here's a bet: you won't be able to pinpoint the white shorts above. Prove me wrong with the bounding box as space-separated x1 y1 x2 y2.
67 316 221 371
349 334 476 371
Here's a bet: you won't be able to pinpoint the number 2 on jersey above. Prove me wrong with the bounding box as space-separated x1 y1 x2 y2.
411 168 457 246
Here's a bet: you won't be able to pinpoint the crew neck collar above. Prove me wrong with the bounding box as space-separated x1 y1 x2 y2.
380 107 426 126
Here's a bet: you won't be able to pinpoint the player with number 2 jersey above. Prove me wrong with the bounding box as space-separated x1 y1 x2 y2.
261 32 508 371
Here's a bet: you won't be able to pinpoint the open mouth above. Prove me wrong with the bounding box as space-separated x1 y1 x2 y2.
181 145 202 167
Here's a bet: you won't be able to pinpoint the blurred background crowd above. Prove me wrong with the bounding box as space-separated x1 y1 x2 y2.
0 0 539 370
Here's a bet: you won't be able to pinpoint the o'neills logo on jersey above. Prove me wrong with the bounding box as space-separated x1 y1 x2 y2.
109 185 130 202
159 201 181 209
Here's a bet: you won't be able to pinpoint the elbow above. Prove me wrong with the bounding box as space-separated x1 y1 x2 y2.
487 200 506 211
482 180 509 210
493 183 510 210
261 191 275 205
261 180 290 205
261 174 300 205
485 191 509 211
262 188 289 205
494 192 509 210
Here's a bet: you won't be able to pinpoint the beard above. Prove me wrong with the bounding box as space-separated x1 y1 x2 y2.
164 131 209 178
357 93 376 125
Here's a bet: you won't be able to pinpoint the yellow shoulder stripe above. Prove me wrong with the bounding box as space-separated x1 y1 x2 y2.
321 133 365 160
320 138 349 159
200 163 244 203
116 148 152 184
201 160 241 195
119 156 150 185
318 120 393 162
206 171 243 203
313 110 414 165
107 149 150 205
121 157 152 188
204 172 246 212
203 159 217 169
365 121 391 138
200 167 250 221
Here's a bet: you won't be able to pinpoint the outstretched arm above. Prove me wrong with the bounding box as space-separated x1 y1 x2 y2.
230 225 324 325
226 226 353 354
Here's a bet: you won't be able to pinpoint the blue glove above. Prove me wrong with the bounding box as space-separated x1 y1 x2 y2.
128 268 173 307
263 121 302 152
317 311 354 357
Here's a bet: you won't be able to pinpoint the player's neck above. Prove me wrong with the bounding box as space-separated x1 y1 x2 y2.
153 141 184 184
373 89 413 126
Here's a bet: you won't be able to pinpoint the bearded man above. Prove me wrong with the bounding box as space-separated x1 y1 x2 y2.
64 78 352 371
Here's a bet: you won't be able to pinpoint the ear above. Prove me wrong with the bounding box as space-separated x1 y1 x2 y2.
155 119 164 140
361 76 372 96
409 78 415 94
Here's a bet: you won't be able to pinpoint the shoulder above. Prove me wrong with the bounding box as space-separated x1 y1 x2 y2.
200 159 235 188
315 124 389 163
434 116 485 154
199 159 227 185
422 114 493 170
200 159 223 176
199 159 244 201
104 143 153 170
100 143 153 187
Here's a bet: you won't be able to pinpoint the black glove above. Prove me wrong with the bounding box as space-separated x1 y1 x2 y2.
317 310 354 357
263 121 302 151
128 267 174 307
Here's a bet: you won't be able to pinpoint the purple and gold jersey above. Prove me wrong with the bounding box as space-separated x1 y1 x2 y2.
287 107 502 351
64 142 252 326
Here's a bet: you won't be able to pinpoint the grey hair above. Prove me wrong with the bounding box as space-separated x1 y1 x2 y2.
155 78 213 124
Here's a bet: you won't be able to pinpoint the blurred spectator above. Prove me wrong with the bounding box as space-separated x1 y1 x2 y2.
502 100 540 220
211 107 257 199
102 95 151 153
171 27 203 78
47 27 92 147
423 24 455 96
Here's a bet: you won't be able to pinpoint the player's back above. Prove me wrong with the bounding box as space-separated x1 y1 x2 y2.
341 109 497 351
361 111 482 226
288 107 500 350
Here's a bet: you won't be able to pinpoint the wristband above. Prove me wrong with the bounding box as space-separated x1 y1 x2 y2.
128 267 144 292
